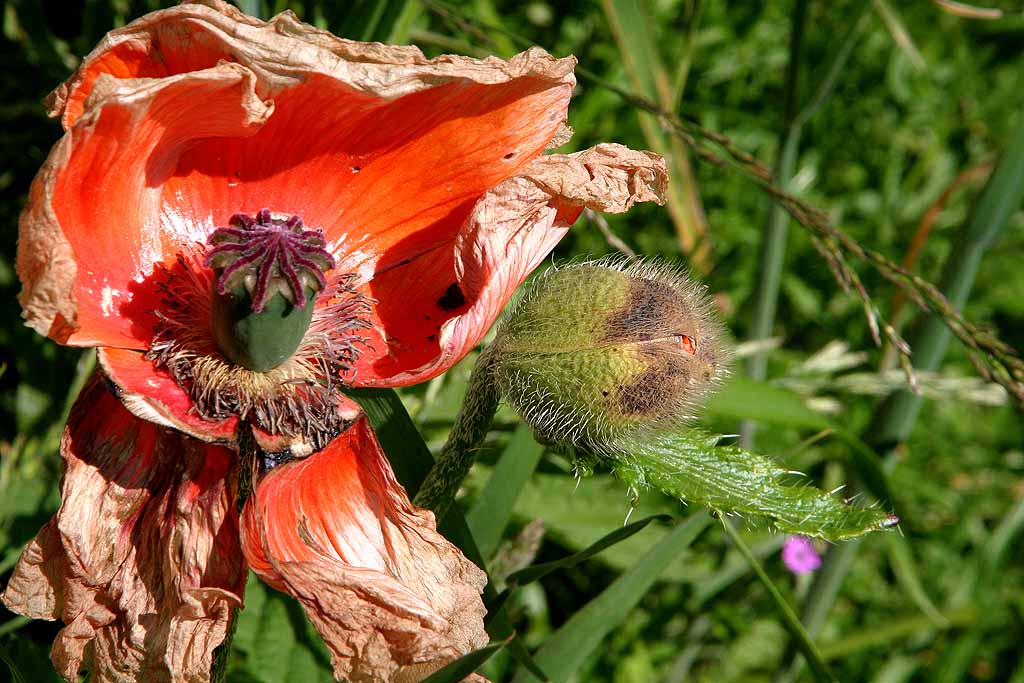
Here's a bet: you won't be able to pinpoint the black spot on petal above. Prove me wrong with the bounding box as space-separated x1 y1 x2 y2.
438 283 466 311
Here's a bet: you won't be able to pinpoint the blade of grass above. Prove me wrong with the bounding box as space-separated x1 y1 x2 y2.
817 606 976 660
600 0 709 267
420 640 510 683
885 534 947 626
743 1 870 447
347 387 435 496
505 514 671 588
489 514 670 618
466 424 546 560
742 0 809 448
0 616 29 638
720 519 838 683
510 512 710 683
933 497 1024 682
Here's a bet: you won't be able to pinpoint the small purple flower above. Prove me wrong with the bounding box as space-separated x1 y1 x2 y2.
782 536 822 575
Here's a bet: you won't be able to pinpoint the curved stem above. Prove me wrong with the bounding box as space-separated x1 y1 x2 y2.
415 352 501 521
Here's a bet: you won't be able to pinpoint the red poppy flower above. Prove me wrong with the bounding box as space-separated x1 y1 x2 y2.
4 1 667 681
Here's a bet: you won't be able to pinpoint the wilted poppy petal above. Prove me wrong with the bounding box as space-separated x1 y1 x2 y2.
98 347 239 445
1 375 244 683
240 418 488 683
355 143 669 386
46 0 575 294
18 62 271 347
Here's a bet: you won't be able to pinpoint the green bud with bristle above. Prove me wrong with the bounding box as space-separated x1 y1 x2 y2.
489 257 728 452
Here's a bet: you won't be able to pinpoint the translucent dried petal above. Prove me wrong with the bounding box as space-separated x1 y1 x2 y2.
1 376 244 683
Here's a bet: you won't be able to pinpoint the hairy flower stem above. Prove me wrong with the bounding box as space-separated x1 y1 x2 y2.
415 351 501 521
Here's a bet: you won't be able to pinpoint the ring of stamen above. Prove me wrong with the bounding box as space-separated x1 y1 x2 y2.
146 244 372 450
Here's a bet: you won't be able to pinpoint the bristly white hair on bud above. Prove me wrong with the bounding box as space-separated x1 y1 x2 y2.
488 256 730 454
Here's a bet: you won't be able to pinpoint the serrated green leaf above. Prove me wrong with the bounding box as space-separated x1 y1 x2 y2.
614 429 897 541
706 377 895 507
511 512 709 683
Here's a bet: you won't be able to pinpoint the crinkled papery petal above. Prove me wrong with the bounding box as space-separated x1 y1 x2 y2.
25 0 576 351
0 375 244 683
355 143 669 386
240 418 488 683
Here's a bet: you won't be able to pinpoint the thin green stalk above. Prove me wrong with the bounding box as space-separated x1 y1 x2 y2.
720 518 838 683
740 0 807 447
743 1 871 447
415 353 501 520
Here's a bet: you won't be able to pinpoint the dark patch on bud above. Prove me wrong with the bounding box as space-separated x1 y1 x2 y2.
438 282 466 310
616 361 677 416
603 277 681 343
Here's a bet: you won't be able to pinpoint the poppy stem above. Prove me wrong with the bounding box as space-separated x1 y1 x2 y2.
211 426 260 683
414 350 501 521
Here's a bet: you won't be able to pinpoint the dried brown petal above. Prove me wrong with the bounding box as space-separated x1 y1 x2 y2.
1 375 244 683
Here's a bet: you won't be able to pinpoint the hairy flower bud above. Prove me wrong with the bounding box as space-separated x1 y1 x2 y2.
489 258 728 452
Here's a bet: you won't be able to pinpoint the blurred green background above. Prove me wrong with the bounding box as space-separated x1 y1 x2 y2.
2 1 1023 682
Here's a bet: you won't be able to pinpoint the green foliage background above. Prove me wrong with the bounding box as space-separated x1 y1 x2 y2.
1 1 1023 682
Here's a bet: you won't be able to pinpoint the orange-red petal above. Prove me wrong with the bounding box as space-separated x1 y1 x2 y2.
26 0 576 354
18 62 270 347
354 143 669 386
1 374 244 683
240 418 488 682
98 347 239 445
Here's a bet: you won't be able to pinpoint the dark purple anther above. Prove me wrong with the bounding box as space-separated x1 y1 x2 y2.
205 209 335 313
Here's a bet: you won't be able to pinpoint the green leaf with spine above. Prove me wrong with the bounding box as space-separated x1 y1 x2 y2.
599 428 897 541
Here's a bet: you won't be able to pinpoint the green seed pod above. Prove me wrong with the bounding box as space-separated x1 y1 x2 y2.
489 257 729 452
